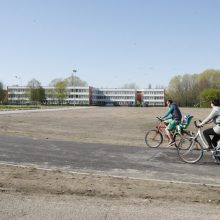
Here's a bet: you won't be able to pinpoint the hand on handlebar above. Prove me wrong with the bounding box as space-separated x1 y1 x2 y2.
197 120 203 128
194 120 203 128
157 117 164 121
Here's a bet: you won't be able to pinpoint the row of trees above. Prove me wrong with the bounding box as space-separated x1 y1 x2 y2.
166 69 220 107
0 81 7 103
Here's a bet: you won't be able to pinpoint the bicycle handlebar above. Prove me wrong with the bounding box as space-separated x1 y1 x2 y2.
156 117 163 121
194 120 202 128
194 121 199 128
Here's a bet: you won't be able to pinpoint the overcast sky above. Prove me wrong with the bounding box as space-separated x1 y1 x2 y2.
0 0 220 88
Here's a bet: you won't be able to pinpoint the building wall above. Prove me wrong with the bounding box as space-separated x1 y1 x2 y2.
140 89 165 106
91 88 136 106
7 86 165 106
7 86 90 105
7 86 29 104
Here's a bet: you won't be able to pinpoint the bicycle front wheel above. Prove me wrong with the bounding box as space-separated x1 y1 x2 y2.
145 129 163 148
177 138 203 164
173 131 192 147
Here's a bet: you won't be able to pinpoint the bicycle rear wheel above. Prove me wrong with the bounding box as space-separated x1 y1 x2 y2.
173 132 182 147
177 138 203 164
145 129 163 148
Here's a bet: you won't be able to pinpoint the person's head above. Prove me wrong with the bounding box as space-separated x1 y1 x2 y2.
211 99 220 107
166 99 173 106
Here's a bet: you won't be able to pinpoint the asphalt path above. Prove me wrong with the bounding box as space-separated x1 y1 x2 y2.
0 135 219 186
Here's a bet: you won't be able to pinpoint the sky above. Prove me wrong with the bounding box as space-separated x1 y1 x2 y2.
0 0 220 88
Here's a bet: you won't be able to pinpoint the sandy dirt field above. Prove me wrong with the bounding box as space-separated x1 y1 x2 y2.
0 106 210 146
0 107 220 219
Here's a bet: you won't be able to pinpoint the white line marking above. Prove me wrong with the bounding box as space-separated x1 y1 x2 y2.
0 107 96 114
0 162 219 188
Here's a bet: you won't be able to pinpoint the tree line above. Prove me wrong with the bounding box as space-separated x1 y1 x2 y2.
0 82 7 103
166 69 220 107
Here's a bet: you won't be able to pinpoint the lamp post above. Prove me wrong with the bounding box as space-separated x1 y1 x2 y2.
14 75 22 104
72 69 77 106
15 75 22 86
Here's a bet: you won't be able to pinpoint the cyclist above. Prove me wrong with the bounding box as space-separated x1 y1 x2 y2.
160 99 182 146
198 99 220 150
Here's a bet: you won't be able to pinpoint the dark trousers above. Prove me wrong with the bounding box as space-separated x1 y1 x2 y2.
203 128 220 148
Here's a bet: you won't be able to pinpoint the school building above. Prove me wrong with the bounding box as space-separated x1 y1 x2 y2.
7 86 165 106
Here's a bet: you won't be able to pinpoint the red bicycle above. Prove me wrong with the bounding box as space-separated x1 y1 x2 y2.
145 117 191 148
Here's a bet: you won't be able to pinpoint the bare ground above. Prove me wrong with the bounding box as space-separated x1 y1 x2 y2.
0 106 210 146
0 107 219 219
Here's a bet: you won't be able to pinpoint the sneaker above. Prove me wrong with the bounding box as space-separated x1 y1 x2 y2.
168 140 175 146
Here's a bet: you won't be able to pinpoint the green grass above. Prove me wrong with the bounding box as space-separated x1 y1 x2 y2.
0 105 41 110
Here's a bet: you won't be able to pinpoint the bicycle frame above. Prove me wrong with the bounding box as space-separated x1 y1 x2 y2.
155 119 170 141
177 120 220 163
192 127 209 150
194 121 220 159
192 121 215 150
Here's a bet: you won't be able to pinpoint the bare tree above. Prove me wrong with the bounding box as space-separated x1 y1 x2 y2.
54 80 67 104
27 79 45 104
121 83 139 89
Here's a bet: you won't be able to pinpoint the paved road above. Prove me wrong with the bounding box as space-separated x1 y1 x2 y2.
0 135 219 186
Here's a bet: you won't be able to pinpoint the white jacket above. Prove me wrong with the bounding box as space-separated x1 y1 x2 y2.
200 106 220 134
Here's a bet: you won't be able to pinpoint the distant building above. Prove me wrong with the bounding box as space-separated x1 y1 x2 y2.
7 86 164 106
91 88 136 106
7 86 28 104
138 88 165 106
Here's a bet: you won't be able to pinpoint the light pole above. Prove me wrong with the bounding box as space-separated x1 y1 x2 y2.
72 69 77 106
14 75 22 104
15 75 22 86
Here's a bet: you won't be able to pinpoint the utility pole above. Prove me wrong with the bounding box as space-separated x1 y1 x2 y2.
72 69 77 106
71 73 73 86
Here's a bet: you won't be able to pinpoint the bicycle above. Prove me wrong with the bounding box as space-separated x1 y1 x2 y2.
145 117 192 148
177 120 220 164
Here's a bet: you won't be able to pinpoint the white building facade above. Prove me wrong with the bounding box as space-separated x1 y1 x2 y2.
7 86 164 106
44 86 90 105
91 88 136 106
139 89 165 106
7 86 91 105
7 86 29 104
